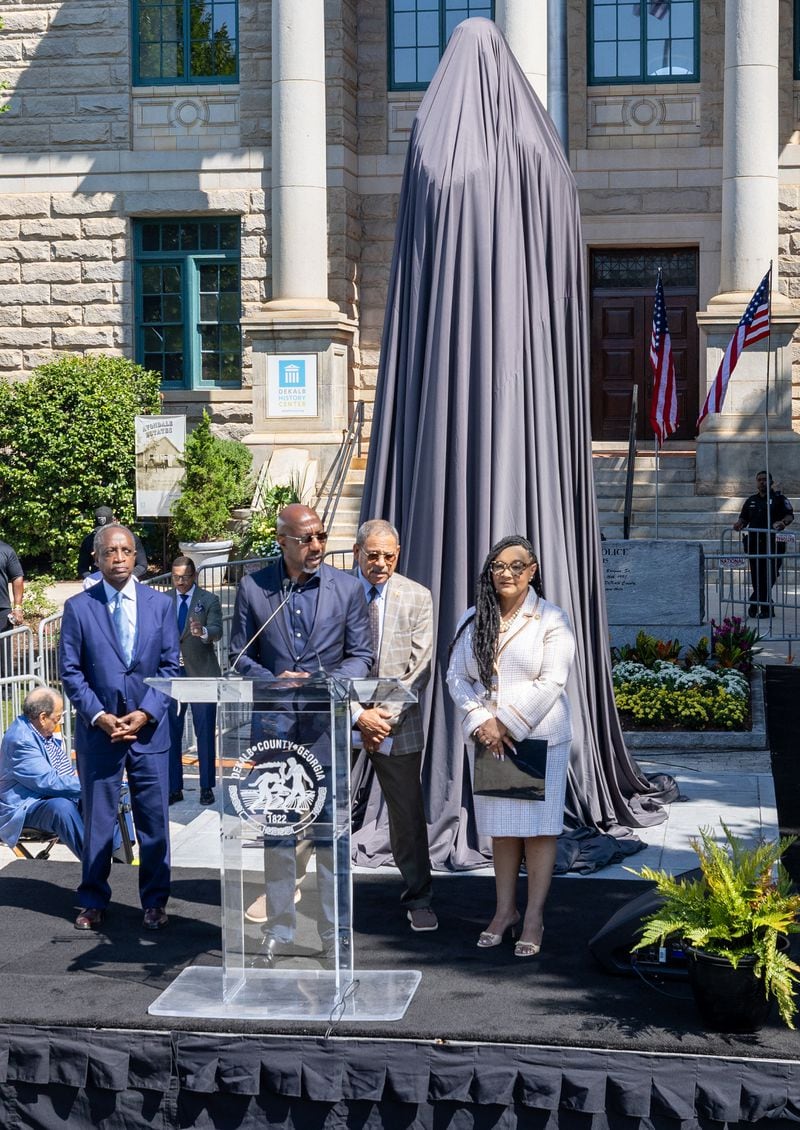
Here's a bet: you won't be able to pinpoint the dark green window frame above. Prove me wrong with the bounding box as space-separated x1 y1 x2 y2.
134 218 242 390
588 0 699 86
388 0 494 91
133 0 238 86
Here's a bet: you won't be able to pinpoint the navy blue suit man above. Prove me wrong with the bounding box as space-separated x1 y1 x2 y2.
228 504 372 950
59 525 180 932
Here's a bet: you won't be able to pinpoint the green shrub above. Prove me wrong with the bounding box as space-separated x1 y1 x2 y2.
0 355 161 575
237 483 300 558
171 411 252 542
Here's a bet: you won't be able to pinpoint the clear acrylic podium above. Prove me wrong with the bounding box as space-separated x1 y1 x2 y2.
146 674 421 1021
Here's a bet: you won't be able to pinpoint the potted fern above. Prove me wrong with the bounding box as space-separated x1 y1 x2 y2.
633 823 800 1031
171 411 252 571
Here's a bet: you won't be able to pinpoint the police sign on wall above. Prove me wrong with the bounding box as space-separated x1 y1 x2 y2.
266 354 319 418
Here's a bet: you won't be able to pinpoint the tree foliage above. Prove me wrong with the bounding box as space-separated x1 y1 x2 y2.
171 410 252 542
0 355 161 575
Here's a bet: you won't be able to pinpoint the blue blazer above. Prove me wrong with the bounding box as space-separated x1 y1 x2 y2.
228 560 373 681
59 581 181 756
0 716 82 847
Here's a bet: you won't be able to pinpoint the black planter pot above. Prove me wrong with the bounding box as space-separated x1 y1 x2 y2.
685 943 780 1033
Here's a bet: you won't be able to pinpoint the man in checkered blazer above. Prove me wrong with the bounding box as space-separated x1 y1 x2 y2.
352 519 437 932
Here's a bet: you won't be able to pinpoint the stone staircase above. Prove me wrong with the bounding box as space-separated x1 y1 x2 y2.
324 448 739 553
593 447 738 549
323 462 365 553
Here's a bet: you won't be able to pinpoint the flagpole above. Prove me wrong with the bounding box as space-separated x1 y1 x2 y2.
655 431 659 537
764 261 773 527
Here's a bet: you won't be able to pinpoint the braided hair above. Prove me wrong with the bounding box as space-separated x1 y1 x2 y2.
450 535 544 691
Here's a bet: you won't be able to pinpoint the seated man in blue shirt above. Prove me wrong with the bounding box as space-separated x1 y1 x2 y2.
0 687 83 858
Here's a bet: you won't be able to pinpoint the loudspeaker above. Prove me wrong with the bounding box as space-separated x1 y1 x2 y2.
589 869 701 978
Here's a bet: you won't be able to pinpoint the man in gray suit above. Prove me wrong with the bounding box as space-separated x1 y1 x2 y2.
167 556 222 806
352 519 437 932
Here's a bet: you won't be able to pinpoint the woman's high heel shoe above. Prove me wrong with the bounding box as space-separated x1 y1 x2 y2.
514 932 543 958
477 916 520 948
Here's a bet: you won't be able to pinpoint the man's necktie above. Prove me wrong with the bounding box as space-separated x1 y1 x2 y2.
43 733 72 778
368 586 380 675
177 594 189 634
112 592 134 665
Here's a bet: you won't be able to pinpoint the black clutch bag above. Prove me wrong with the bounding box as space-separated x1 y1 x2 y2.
473 738 547 801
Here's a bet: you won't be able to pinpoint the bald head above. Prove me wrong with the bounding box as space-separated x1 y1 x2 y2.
275 504 328 579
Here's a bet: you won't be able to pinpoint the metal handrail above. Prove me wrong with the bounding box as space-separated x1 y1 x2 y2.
316 400 364 533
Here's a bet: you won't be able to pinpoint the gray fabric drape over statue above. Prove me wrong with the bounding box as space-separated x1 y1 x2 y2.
353 19 672 873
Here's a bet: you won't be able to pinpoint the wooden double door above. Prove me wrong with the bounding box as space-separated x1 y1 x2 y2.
590 260 699 442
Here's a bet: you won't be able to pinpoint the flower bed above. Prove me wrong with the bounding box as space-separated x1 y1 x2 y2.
612 660 750 731
610 619 757 733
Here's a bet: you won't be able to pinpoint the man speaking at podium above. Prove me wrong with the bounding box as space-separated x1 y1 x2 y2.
228 503 372 952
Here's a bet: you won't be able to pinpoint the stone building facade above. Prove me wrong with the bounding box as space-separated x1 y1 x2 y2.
0 0 797 504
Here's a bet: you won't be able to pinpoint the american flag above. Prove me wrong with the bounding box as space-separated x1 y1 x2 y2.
649 272 677 448
634 1 670 17
696 269 772 430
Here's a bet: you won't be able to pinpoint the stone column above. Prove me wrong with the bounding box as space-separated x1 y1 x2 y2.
695 0 800 496
495 0 547 105
715 0 779 302
242 0 356 494
267 0 337 312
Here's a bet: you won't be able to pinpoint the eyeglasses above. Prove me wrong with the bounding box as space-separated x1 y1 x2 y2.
283 531 328 546
489 560 534 577
361 551 397 564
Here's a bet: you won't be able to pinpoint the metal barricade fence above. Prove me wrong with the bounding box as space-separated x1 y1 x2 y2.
706 528 800 648
0 673 49 744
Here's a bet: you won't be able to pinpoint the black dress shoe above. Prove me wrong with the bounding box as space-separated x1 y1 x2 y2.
200 788 215 805
75 907 105 931
168 790 183 805
142 906 168 930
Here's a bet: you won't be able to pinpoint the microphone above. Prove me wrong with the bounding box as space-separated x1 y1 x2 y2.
228 577 296 676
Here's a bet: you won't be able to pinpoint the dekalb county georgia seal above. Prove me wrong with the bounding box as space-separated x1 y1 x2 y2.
229 738 328 837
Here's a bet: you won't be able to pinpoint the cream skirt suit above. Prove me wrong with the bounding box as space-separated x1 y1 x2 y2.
447 588 575 837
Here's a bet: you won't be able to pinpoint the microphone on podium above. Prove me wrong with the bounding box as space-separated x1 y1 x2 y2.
228 577 296 676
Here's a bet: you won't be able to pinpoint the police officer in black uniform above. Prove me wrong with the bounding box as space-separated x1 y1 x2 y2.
733 471 794 618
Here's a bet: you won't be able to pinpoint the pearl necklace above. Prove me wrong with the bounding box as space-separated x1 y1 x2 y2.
498 606 524 633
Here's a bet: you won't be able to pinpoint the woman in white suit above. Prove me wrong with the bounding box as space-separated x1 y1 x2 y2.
447 536 575 957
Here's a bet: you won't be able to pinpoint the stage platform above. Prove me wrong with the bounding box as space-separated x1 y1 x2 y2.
1 861 799 1129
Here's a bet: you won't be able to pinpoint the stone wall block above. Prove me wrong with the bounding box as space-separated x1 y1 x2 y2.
23 305 81 327
22 96 75 117
0 125 51 148
26 36 78 60
44 65 112 90
20 219 81 240
0 351 23 370
51 283 112 305
81 218 128 239
21 262 81 284
0 305 21 327
51 122 111 146
84 303 127 326
15 243 51 263
75 35 129 58
52 239 113 262
82 262 129 284
51 5 128 29
52 195 117 217
3 285 49 305
77 96 130 116
52 328 114 349
1 10 48 34
0 328 52 348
